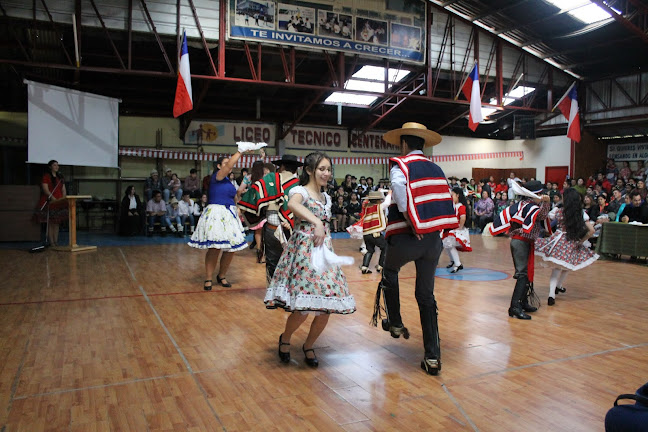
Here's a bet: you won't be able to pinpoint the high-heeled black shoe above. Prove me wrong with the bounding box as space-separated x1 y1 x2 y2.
446 262 455 268
450 264 463 273
556 286 566 294
216 275 231 287
302 345 318 367
548 296 555 306
278 334 290 363
204 280 212 291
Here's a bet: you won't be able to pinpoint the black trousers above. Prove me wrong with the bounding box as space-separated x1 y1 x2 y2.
263 224 284 284
510 238 531 308
382 231 443 359
363 233 386 267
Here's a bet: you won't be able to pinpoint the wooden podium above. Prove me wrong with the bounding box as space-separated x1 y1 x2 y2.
52 195 97 253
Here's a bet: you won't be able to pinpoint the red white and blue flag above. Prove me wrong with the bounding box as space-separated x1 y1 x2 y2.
173 31 193 118
461 62 484 131
554 82 581 143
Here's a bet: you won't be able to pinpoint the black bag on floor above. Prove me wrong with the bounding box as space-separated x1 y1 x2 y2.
605 382 648 432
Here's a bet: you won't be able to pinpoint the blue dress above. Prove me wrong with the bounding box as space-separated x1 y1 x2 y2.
188 175 248 251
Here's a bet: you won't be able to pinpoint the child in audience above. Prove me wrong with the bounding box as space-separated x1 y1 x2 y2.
178 191 199 235
165 197 182 236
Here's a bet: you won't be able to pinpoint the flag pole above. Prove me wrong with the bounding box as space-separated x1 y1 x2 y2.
552 81 575 112
455 60 478 101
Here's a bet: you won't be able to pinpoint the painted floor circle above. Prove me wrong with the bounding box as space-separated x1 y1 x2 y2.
435 267 509 281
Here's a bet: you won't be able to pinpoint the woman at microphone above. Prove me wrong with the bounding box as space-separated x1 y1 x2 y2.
36 160 68 246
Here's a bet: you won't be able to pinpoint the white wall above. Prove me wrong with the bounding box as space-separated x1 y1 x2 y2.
431 135 571 182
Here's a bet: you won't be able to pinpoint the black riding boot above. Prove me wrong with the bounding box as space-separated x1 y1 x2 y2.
419 303 441 375
521 281 539 312
361 252 374 274
509 277 531 320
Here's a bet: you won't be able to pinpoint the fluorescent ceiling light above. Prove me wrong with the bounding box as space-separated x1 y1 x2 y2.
325 66 410 107
324 93 379 106
544 0 617 24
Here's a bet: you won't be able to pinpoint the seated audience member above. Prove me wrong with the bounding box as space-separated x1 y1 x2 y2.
495 178 508 195
228 172 239 189
607 188 624 218
184 168 201 198
178 191 199 235
145 170 163 201
347 192 362 225
633 179 647 201
625 182 634 197
495 192 507 215
549 182 560 202
479 178 492 198
620 191 648 223
615 178 625 191
196 192 208 219
146 190 168 237
487 175 497 192
574 177 586 195
119 185 143 236
583 194 599 221
619 161 632 182
606 158 619 182
366 177 376 192
597 172 612 194
165 197 182 236
342 174 354 194
334 185 347 203
633 160 645 181
163 169 183 202
236 168 249 187
552 192 562 209
473 190 494 232
358 176 368 194
615 194 632 221
448 176 459 188
331 195 347 232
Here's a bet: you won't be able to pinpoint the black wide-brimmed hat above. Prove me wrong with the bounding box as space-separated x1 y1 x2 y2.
271 154 303 167
524 180 546 194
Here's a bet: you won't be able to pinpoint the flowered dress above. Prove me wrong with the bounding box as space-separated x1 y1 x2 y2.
535 209 598 270
441 203 472 251
264 186 356 314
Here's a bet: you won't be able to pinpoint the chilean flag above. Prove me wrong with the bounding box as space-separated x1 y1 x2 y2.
461 63 484 131
173 31 193 118
555 83 581 142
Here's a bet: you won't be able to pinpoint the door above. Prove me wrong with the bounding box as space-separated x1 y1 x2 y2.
545 166 569 186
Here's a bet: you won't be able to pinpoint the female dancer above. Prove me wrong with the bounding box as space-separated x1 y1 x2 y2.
265 152 355 367
535 188 598 305
36 160 67 246
188 151 250 289
442 187 472 273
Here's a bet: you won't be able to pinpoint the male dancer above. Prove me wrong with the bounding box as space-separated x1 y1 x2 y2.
489 180 551 320
372 122 458 376
238 154 302 282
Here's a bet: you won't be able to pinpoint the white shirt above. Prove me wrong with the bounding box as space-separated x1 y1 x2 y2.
128 196 137 210
390 149 425 213
178 199 199 216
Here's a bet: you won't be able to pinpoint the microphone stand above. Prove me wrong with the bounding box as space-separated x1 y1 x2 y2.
30 178 63 253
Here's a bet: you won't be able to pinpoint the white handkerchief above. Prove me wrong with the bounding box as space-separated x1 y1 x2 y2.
311 245 354 273
236 141 268 152
510 181 541 199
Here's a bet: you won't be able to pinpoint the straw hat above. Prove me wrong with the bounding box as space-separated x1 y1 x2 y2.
383 122 442 148
168 197 179 205
362 191 385 201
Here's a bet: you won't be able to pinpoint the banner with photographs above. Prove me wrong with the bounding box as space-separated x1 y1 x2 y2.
229 0 426 64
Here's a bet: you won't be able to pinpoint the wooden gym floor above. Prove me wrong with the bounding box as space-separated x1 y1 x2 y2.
0 234 646 431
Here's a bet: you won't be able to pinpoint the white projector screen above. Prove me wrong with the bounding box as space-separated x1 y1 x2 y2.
26 80 120 168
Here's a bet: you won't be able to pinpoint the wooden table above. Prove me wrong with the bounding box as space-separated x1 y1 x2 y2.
595 221 648 258
52 195 97 253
